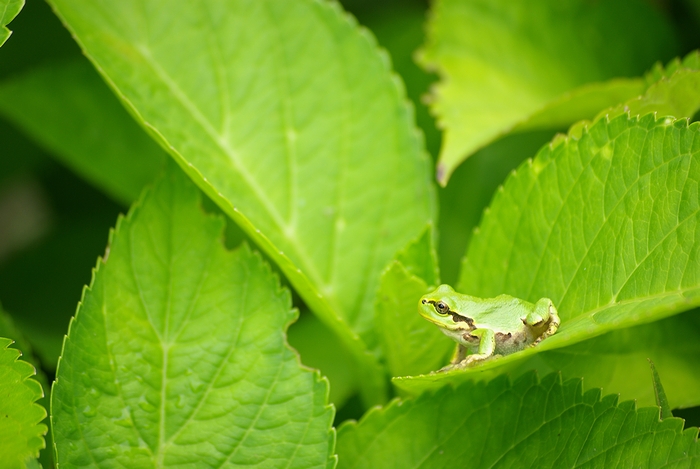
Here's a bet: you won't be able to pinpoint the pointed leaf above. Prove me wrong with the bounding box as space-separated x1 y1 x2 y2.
47 0 435 403
338 372 700 468
0 337 47 469
421 0 678 184
51 168 335 468
649 359 673 420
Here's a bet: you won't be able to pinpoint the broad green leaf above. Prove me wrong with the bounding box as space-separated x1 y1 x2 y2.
48 0 434 404
0 337 47 469
420 0 678 185
337 372 700 468
0 0 23 47
461 114 700 335
51 168 335 468
397 114 700 393
0 60 167 204
375 228 451 378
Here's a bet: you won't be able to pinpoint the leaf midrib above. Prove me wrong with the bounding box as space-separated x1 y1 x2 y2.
127 39 336 300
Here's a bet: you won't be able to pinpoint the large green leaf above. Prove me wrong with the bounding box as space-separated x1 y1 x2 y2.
420 0 678 185
0 337 47 469
337 372 700 468
461 114 700 332
0 0 23 47
0 60 167 204
51 168 335 468
397 114 700 393
48 0 434 404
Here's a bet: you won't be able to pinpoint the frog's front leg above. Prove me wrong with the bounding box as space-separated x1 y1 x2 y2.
453 328 496 369
526 298 560 346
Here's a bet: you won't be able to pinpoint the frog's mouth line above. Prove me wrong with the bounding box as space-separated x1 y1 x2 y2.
421 299 475 330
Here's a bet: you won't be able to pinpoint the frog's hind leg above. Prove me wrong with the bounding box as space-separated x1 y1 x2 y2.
528 298 560 347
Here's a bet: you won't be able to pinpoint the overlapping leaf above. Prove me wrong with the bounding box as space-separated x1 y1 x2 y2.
51 168 335 468
338 373 700 468
396 114 700 393
420 0 678 184
0 337 47 469
47 0 435 403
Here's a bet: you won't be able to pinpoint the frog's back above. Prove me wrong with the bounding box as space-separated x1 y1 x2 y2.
470 294 532 329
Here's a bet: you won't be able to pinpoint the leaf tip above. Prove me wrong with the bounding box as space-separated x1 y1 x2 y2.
436 163 449 187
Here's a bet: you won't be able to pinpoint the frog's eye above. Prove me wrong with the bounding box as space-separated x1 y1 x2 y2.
434 301 449 315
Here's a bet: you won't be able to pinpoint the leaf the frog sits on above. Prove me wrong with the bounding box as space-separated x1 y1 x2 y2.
419 284 560 371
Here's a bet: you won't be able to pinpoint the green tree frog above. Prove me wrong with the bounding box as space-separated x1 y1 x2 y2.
419 285 560 371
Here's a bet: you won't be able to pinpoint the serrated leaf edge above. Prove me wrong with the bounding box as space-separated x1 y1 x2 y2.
341 371 699 465
0 337 48 464
50 176 337 468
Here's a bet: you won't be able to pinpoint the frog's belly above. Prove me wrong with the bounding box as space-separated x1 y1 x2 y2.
458 328 536 355
493 329 535 355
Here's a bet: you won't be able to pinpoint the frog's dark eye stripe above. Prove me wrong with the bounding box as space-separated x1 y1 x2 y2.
423 299 453 316
424 300 450 315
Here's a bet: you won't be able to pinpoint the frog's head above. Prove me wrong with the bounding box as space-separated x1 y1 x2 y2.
419 284 471 332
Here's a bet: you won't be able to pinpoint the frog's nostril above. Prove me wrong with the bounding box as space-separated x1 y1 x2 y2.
421 299 427 304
